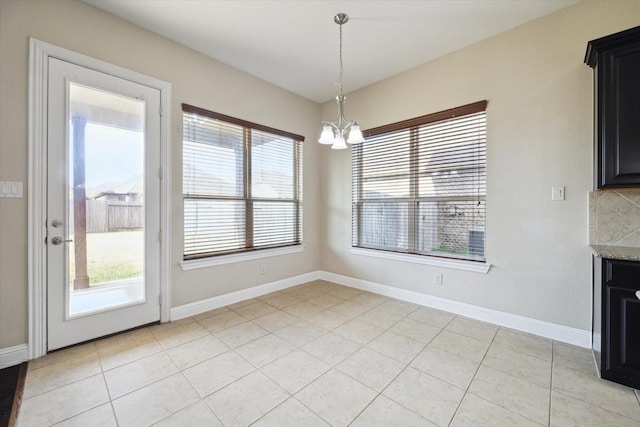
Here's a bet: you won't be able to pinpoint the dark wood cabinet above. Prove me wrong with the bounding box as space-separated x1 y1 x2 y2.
594 257 640 389
585 26 640 188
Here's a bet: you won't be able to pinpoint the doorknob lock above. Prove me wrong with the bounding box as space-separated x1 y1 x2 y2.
51 236 73 245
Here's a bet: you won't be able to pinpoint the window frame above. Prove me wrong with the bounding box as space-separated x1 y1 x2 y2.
352 101 488 264
181 104 304 261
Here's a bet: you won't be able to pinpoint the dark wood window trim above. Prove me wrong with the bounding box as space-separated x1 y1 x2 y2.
182 104 303 260
182 103 305 142
363 101 487 138
353 100 488 262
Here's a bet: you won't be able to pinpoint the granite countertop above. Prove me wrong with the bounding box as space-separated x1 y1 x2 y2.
590 244 640 262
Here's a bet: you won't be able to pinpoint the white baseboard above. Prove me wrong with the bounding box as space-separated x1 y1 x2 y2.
0 344 29 368
171 271 321 320
319 271 592 348
170 269 590 348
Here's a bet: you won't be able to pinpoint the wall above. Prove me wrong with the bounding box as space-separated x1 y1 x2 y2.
320 1 640 331
2 0 639 352
0 0 321 350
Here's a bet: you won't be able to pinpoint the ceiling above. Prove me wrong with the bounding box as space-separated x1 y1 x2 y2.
84 0 580 103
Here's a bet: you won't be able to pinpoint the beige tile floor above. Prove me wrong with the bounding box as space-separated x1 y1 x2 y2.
17 280 640 426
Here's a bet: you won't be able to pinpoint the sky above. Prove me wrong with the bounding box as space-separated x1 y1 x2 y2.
70 122 144 191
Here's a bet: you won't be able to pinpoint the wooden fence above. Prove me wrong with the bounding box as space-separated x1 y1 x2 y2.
85 199 143 233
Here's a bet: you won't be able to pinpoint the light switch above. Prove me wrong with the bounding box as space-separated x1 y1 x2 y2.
0 181 23 198
552 186 565 201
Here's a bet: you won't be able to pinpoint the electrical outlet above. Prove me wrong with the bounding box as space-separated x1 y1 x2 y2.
434 273 443 285
259 264 266 274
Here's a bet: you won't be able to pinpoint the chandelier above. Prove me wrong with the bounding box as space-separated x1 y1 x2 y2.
318 13 364 150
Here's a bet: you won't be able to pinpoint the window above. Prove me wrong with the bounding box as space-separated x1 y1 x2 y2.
182 104 303 259
352 101 487 262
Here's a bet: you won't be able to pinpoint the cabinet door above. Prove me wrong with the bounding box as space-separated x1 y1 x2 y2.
602 259 640 389
598 41 640 187
605 287 640 388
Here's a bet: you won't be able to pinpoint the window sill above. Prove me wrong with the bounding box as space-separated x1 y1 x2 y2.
350 247 491 273
180 245 304 271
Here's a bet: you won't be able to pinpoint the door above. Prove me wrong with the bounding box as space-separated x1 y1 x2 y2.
47 57 161 350
602 258 640 389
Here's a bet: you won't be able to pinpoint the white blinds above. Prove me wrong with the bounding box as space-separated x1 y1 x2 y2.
183 105 303 259
352 102 487 261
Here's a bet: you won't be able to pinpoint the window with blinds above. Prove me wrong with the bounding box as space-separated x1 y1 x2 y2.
182 104 303 259
352 101 487 261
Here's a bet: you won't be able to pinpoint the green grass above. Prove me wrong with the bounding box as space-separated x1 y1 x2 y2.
87 259 142 284
68 230 144 287
431 246 469 256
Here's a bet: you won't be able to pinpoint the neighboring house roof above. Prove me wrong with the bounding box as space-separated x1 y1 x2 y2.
87 174 143 199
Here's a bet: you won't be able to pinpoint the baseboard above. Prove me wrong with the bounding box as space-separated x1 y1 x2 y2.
170 269 591 348
0 344 29 369
319 271 592 348
171 271 322 320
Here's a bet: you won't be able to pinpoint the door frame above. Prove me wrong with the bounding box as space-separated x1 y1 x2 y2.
28 38 172 359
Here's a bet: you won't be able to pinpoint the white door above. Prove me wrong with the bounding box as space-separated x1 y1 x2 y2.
47 58 161 350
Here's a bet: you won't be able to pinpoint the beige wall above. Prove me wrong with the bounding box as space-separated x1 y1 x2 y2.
0 0 321 349
320 0 640 330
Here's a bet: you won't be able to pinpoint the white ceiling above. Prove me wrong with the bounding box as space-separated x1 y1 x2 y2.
84 0 580 103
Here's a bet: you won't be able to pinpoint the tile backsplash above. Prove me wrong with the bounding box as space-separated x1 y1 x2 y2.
589 190 640 248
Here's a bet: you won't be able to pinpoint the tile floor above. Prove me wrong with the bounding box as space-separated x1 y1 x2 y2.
17 280 640 426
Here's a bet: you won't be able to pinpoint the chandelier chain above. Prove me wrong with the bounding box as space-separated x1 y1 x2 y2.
338 20 344 96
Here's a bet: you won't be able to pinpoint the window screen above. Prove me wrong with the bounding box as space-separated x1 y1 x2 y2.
352 101 487 261
183 104 303 259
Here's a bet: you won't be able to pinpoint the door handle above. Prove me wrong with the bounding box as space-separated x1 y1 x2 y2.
51 236 73 245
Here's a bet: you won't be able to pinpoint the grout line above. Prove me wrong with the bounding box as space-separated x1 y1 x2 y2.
348 312 456 425
44 400 113 427
615 190 640 210
491 328 554 364
345 316 437 425
209 400 226 427
446 320 495 426
111 399 121 427
188 284 360 424
608 222 640 246
553 389 640 424
288 369 336 426
299 301 439 425
455 326 551 426
20 366 104 402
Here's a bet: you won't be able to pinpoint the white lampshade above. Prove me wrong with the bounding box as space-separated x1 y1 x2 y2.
347 123 364 144
331 132 347 150
318 125 335 144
